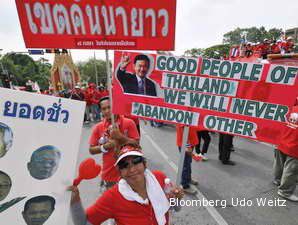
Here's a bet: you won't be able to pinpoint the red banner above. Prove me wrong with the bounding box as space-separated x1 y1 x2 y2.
112 51 298 145
15 0 176 50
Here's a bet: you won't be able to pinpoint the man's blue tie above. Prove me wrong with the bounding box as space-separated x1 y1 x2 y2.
138 79 145 94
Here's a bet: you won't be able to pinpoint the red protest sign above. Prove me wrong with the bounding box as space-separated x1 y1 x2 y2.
15 0 176 50
112 51 298 145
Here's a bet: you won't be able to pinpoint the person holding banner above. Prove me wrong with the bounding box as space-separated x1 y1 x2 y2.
117 54 157 96
89 96 140 189
273 104 298 202
69 144 183 225
176 125 199 194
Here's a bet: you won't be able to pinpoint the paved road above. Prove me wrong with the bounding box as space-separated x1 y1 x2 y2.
68 121 298 225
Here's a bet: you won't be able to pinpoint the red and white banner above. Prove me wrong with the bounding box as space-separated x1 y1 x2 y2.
15 0 176 50
112 51 298 145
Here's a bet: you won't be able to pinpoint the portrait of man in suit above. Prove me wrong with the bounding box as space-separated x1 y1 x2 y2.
117 54 157 96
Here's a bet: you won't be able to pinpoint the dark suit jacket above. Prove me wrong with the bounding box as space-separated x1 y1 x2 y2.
117 69 157 96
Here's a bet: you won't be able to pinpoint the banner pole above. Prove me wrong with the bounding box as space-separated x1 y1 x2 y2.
176 126 190 186
105 49 115 125
93 51 99 87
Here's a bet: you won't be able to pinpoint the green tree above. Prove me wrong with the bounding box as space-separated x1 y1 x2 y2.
77 58 109 86
223 27 283 45
203 44 231 59
0 53 51 89
183 48 205 57
184 45 230 59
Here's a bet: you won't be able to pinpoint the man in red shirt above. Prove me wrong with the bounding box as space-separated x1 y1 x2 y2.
273 104 298 201
84 83 100 122
69 144 183 225
98 86 109 98
89 96 139 188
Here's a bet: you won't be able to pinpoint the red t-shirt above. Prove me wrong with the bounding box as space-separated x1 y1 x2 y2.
85 87 99 105
86 170 169 225
89 116 140 182
176 125 199 147
277 106 298 159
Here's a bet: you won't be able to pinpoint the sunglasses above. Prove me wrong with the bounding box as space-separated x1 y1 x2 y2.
118 156 144 170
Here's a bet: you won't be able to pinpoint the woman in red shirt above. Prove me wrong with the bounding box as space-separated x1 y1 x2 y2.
69 144 183 225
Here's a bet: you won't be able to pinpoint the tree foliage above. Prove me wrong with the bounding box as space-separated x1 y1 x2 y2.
183 45 230 59
203 44 231 59
183 48 205 57
0 53 51 89
223 26 283 45
184 27 283 58
76 58 110 86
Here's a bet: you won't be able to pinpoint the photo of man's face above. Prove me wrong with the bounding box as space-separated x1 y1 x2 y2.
22 196 55 225
134 59 149 78
0 123 13 158
27 146 61 180
0 171 12 201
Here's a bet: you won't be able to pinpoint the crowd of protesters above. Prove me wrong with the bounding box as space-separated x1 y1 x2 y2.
40 83 109 123
230 36 296 59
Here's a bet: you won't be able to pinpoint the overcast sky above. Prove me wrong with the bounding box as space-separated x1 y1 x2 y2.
0 0 297 64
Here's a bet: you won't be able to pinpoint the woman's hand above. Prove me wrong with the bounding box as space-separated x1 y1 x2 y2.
67 185 81 205
185 147 193 156
167 186 184 199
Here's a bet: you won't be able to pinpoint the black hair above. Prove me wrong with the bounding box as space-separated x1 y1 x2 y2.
99 96 110 105
24 195 55 212
133 54 150 66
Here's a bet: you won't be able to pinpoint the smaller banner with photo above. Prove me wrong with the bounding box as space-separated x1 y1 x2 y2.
0 87 85 225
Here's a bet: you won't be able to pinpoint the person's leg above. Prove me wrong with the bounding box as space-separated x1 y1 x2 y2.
201 131 211 155
195 131 201 155
221 134 230 162
221 134 235 165
218 133 224 161
90 104 98 121
85 105 91 122
179 147 191 188
93 104 100 121
278 155 298 197
185 153 192 185
181 151 197 194
273 149 286 185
